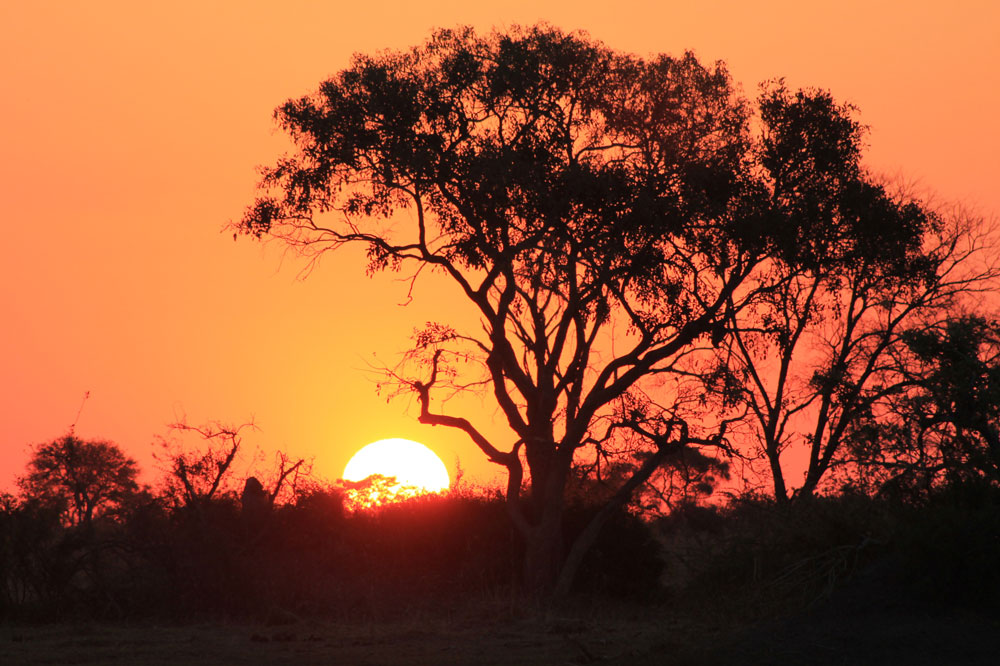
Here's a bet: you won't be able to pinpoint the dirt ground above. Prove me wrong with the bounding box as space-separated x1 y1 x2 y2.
4 604 999 666
640 607 1000 666
3 613 653 666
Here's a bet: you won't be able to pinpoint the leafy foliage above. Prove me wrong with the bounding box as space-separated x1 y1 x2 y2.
855 315 1000 489
18 435 140 527
702 191 995 502
236 24 939 595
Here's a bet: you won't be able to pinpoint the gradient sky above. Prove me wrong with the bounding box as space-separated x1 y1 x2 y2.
2 1 998 491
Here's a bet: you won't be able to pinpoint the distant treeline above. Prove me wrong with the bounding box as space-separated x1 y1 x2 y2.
0 429 662 620
2 429 999 621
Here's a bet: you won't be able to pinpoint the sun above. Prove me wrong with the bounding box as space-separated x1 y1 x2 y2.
342 438 450 508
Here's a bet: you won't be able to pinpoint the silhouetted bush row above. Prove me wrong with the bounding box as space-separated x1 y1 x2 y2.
655 480 1000 619
4 436 999 622
6 478 1000 623
0 483 663 621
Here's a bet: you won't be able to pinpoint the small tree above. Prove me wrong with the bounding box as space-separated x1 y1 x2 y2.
905 315 1000 481
155 421 250 511
237 25 929 596
18 435 140 528
157 421 309 513
852 314 1000 491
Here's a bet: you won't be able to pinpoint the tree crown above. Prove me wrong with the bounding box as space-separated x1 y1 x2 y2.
237 27 936 570
18 435 140 527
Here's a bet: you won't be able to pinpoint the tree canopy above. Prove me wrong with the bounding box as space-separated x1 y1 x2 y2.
891 315 1000 486
18 435 140 528
239 24 935 595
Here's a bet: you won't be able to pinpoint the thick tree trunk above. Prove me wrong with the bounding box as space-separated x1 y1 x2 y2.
520 445 571 598
523 521 564 598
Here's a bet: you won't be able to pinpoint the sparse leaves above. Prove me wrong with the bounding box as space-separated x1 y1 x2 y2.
155 420 255 510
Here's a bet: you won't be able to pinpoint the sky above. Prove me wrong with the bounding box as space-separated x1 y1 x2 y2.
2 1 998 491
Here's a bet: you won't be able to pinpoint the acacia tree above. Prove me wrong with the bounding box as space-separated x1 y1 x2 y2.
18 435 140 528
237 25 925 596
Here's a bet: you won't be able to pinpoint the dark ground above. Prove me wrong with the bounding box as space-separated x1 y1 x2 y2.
5 602 998 665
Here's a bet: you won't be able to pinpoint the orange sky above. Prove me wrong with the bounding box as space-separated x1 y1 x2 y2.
2 1 998 491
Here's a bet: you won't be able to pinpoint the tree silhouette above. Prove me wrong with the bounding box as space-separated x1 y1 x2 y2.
156 421 250 511
18 435 140 528
909 316 1000 480
708 204 998 501
857 314 1000 489
237 25 932 596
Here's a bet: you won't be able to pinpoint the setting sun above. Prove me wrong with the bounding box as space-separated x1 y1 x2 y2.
342 438 450 507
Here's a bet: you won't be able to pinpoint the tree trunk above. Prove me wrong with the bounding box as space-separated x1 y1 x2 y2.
523 521 564 598
765 442 789 504
553 439 680 597
520 446 571 598
798 466 822 500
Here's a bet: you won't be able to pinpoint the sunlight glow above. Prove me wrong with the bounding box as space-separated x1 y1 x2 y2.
342 438 450 508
